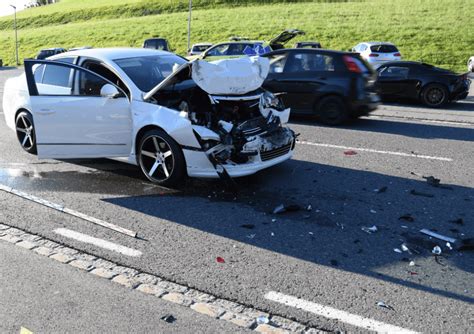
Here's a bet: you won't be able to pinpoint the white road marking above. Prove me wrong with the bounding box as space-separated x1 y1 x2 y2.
298 140 453 162
368 115 474 126
0 184 137 237
265 291 419 334
54 228 142 257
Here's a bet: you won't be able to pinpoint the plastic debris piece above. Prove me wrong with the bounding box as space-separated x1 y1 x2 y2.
240 224 255 229
270 232 275 236
362 225 378 234
394 248 402 253
161 314 177 323
307 204 312 211
374 186 387 193
216 257 225 263
401 244 409 252
409 261 415 266
247 234 256 239
408 271 418 275
432 246 442 255
423 175 440 187
271 218 277 223
410 189 434 198
273 204 286 214
446 242 453 250
376 301 394 311
399 214 415 222
449 218 464 225
256 316 269 325
370 209 377 214
420 229 457 243
344 150 357 155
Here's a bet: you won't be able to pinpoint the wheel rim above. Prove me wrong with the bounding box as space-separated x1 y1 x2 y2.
139 135 174 182
426 87 445 106
16 115 34 150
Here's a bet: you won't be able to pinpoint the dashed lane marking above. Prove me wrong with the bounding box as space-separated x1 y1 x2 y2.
265 291 420 334
54 228 142 257
298 140 453 162
0 184 137 238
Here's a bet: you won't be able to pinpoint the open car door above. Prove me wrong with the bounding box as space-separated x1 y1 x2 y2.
24 59 132 159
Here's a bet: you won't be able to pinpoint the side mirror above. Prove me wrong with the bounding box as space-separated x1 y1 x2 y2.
100 84 120 98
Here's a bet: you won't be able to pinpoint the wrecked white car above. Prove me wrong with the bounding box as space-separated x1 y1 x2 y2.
2 48 295 186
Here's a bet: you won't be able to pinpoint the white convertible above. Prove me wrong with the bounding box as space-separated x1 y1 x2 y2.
2 48 295 186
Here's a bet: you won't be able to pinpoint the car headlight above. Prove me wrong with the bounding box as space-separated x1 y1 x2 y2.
261 91 285 111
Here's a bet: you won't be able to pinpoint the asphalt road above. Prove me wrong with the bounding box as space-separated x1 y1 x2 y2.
0 241 247 333
1 67 473 332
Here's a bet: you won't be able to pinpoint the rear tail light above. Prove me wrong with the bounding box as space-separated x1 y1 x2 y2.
343 55 361 73
394 52 401 57
368 53 379 57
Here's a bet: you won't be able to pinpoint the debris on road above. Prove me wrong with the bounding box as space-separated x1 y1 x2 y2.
370 209 377 214
410 189 434 198
409 261 415 266
216 257 225 263
272 204 301 214
399 214 415 222
376 301 395 311
432 246 442 255
373 186 387 193
446 242 453 250
449 218 464 225
344 150 357 155
401 244 410 252
240 224 255 229
161 314 177 323
247 234 256 239
256 316 270 325
394 248 403 253
423 175 441 187
361 225 378 234
306 204 312 211
420 229 457 243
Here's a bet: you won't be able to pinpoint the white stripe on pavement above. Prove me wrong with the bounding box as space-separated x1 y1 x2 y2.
265 291 419 334
54 228 142 257
298 140 453 162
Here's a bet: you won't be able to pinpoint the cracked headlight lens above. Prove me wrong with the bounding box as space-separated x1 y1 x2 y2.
261 91 285 110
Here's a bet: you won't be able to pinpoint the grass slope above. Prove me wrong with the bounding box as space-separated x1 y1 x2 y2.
0 0 472 72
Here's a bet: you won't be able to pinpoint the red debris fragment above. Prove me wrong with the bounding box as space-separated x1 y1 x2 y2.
344 150 357 156
408 271 418 275
216 257 225 263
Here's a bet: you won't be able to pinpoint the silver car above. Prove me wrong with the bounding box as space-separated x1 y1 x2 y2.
352 42 401 69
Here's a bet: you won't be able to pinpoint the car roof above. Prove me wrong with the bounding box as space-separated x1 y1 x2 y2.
380 61 426 67
212 41 264 46
192 43 212 46
362 41 396 46
55 47 174 61
40 48 65 51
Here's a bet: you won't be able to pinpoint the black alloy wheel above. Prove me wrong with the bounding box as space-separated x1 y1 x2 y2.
15 111 37 154
316 96 348 125
421 84 448 108
137 129 186 186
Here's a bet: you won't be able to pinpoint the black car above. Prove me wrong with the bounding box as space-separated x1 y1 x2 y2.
375 61 471 107
294 41 322 49
262 49 379 125
36 48 67 60
143 38 171 51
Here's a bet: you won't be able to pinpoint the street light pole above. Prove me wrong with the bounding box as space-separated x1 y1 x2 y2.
9 5 19 66
187 0 192 52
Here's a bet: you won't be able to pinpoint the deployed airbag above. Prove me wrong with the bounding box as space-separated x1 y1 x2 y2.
191 57 270 95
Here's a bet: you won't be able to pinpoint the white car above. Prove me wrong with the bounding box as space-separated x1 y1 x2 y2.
188 43 212 57
352 42 401 69
468 56 474 72
2 48 295 186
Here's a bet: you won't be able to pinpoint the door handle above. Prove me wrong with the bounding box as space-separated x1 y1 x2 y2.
37 109 55 115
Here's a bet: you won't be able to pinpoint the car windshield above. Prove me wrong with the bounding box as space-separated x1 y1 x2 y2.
114 55 186 92
370 44 398 53
145 39 168 50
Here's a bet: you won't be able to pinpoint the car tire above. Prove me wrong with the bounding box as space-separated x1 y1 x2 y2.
137 129 186 187
421 84 448 108
15 111 37 154
316 96 348 125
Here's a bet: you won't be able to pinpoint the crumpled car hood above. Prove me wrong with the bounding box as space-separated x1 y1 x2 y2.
191 56 270 95
144 56 270 100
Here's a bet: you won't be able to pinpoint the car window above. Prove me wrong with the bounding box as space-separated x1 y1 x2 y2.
144 39 168 50
227 43 252 56
192 45 210 53
370 44 398 53
360 44 367 52
206 44 230 57
284 53 335 73
378 66 409 78
114 54 186 92
32 63 119 96
268 53 289 73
